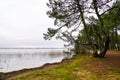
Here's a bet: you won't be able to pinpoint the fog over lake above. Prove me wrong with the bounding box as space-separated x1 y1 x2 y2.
0 48 67 72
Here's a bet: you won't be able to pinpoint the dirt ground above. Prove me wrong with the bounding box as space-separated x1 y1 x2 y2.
80 50 120 73
102 50 120 68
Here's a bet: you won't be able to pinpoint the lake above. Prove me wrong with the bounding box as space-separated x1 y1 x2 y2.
0 48 68 73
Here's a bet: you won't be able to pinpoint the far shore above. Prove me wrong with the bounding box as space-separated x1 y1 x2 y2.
0 47 65 49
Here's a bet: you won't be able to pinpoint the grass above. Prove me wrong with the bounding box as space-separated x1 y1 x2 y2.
7 53 120 80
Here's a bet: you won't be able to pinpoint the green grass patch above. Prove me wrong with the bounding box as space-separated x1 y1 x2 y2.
8 54 120 80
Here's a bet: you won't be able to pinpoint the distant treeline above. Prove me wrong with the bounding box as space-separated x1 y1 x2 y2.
0 48 65 49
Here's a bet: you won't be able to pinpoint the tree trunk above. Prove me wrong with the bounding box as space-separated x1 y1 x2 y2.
75 41 80 54
99 36 109 57
93 36 109 58
93 44 100 57
92 0 109 58
115 26 119 50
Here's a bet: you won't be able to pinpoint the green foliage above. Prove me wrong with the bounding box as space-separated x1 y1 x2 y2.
44 0 86 48
101 1 120 49
43 28 58 40
44 0 120 56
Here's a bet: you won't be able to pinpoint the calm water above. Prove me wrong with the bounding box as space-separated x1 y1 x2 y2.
0 48 67 72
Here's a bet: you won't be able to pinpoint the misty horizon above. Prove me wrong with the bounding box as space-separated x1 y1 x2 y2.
0 40 64 48
0 0 64 48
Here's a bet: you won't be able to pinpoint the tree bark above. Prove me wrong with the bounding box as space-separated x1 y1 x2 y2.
92 36 109 58
99 36 109 57
92 0 109 58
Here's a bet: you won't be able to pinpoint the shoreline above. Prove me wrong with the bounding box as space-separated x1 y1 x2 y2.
1 51 120 80
0 55 75 79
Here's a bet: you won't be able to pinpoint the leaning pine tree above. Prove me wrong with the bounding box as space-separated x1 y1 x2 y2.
44 0 119 58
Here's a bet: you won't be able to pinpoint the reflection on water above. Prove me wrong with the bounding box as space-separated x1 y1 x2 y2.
0 48 66 72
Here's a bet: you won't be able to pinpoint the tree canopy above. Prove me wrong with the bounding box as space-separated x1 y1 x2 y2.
44 0 120 58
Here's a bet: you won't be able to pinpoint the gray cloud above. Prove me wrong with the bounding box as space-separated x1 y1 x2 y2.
0 0 64 48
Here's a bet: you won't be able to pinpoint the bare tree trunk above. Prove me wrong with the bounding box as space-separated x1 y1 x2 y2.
115 26 119 50
92 0 109 58
93 44 100 57
99 36 109 57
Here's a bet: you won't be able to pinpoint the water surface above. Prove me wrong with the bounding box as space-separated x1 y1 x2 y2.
0 48 66 72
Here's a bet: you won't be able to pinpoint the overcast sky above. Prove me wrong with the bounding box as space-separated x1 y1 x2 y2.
0 0 64 48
